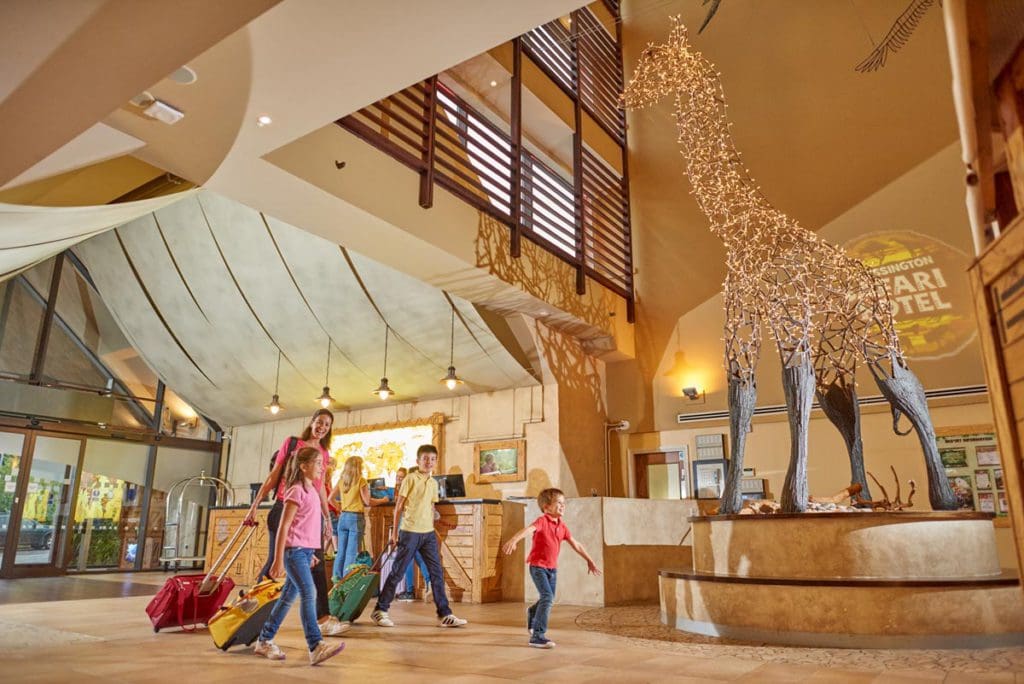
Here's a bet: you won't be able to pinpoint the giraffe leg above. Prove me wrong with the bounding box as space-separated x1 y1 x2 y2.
719 373 756 514
718 294 760 514
816 379 871 500
870 354 957 510
781 354 815 512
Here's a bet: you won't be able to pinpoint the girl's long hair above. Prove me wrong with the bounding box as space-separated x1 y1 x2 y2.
341 456 363 493
300 408 334 449
284 446 321 491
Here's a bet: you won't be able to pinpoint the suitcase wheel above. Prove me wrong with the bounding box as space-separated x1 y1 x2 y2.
153 627 160 633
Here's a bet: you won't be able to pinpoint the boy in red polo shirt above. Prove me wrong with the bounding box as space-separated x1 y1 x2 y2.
501 488 601 649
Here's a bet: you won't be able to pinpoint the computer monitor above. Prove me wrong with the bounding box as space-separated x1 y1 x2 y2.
433 473 465 499
367 477 386 490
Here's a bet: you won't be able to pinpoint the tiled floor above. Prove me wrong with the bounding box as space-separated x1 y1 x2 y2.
0 573 1020 682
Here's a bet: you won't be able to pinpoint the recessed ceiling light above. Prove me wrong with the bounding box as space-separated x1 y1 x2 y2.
490 80 498 87
256 115 273 127
169 65 197 85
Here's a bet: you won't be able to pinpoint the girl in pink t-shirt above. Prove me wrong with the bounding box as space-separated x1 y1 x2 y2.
255 447 345 666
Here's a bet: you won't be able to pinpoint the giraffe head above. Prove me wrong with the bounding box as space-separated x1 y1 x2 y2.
622 17 703 110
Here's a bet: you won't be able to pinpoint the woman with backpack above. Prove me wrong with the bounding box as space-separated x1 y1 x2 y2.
245 408 347 636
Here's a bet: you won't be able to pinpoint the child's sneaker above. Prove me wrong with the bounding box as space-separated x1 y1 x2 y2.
529 636 556 649
371 610 395 627
308 640 345 666
253 639 286 660
438 614 468 628
319 616 350 637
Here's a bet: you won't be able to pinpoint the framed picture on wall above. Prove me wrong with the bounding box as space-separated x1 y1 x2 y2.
692 459 727 499
474 439 526 483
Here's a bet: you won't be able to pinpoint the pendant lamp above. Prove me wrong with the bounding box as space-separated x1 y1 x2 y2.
265 350 284 414
317 338 335 408
440 308 463 390
373 325 395 400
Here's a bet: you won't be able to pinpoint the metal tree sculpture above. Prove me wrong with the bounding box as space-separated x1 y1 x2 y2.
622 18 956 513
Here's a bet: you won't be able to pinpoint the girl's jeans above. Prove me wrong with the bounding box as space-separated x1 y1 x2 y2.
333 512 364 579
259 547 322 651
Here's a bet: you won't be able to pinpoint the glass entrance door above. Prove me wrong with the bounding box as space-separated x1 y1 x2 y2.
0 432 83 577
0 430 29 571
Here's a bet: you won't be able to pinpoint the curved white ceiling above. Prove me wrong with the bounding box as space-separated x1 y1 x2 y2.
73 190 537 426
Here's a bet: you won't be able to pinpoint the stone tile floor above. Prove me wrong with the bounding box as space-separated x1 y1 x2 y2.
0 573 1019 682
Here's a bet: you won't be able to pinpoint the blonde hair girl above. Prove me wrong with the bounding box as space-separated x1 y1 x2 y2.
329 456 386 580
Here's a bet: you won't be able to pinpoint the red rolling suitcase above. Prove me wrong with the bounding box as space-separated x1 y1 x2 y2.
146 521 257 633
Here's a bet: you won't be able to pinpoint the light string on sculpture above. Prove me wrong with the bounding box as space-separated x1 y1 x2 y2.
265 350 284 415
373 325 395 400
440 308 464 391
621 17 904 389
621 17 956 513
317 338 335 408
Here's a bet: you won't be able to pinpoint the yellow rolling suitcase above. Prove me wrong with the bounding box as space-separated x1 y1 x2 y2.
209 578 284 650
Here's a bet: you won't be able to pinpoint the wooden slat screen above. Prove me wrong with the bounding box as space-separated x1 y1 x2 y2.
520 8 626 144
577 10 626 145
336 8 633 316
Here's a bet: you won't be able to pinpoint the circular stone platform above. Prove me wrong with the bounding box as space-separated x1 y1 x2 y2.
689 511 1000 580
662 512 1024 648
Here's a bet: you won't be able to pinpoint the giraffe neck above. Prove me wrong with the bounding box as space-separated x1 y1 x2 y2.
670 54 809 253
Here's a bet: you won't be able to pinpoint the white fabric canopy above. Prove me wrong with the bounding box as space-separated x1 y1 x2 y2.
0 190 194 279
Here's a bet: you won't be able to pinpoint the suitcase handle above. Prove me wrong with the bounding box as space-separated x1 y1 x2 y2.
199 522 258 595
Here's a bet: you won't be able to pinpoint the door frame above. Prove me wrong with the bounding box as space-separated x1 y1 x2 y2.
627 446 689 498
0 429 86 578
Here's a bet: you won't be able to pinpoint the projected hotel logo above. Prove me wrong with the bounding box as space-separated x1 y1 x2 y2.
844 231 975 360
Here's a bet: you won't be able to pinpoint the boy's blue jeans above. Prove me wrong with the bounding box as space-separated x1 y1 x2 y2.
403 551 430 590
528 565 557 639
375 530 450 617
333 512 364 579
259 547 322 651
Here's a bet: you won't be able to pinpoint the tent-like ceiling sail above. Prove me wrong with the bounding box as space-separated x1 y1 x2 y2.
73 190 537 426
0 192 194 281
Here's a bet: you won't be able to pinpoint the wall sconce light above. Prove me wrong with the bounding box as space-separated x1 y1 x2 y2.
682 386 704 401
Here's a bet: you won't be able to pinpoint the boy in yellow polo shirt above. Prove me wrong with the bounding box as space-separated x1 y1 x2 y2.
371 444 467 628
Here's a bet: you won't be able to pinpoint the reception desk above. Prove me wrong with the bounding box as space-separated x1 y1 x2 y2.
366 499 515 603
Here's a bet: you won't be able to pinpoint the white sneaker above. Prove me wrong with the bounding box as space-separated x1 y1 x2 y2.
371 610 395 627
309 640 345 666
438 614 467 628
318 616 350 637
253 639 285 660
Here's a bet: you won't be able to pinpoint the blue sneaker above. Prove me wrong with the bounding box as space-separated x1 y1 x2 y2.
529 636 555 649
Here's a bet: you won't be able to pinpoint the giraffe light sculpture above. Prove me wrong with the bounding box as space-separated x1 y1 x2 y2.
623 18 956 513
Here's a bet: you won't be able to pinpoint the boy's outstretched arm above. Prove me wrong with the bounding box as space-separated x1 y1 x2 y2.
501 525 536 556
567 538 602 575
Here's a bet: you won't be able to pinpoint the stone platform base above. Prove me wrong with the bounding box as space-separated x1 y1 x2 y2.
662 512 1024 648
660 570 1024 648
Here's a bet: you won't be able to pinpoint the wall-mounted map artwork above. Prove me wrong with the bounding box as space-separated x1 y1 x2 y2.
845 231 974 360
